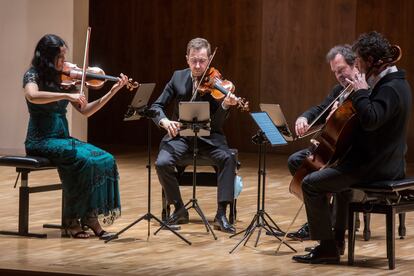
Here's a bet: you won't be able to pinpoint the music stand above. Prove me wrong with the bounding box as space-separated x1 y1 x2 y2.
154 101 217 240
229 112 296 253
105 83 191 245
259 103 295 141
260 103 323 139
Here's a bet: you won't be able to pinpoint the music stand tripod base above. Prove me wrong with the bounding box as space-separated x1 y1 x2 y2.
229 112 296 253
154 102 217 240
106 87 191 245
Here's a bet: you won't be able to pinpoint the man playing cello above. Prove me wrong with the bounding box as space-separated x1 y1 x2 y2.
292 31 412 264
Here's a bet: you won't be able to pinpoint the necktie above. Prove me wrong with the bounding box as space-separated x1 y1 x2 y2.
190 79 199 101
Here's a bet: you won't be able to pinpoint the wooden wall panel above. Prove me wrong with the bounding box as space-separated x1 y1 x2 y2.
88 0 262 150
260 0 357 153
355 0 414 160
88 0 414 160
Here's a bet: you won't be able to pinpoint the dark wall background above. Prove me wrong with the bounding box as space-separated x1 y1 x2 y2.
88 0 414 160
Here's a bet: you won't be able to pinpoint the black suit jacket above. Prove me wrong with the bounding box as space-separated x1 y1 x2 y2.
151 68 230 147
341 70 412 180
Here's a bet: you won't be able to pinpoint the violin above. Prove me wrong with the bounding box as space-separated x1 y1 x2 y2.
289 45 402 201
198 67 249 111
60 62 139 91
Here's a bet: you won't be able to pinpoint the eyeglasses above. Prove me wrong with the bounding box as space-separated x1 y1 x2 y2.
188 57 208 65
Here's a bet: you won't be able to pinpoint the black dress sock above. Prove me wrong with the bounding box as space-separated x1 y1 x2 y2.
173 200 184 212
216 201 228 217
334 229 345 242
320 239 338 253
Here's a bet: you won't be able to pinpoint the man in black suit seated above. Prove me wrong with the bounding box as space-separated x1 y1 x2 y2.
286 44 359 241
292 31 411 264
151 37 238 233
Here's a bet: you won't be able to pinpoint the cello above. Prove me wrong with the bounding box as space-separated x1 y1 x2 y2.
275 45 402 254
289 45 402 201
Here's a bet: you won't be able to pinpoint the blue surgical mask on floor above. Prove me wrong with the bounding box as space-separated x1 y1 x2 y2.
234 175 243 198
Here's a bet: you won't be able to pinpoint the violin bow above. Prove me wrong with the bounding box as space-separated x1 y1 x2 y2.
79 27 91 99
190 47 218 102
299 83 353 139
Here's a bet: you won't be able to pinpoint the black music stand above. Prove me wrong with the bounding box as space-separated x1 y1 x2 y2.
229 112 296 253
105 83 191 245
259 103 295 141
154 102 217 240
260 103 297 237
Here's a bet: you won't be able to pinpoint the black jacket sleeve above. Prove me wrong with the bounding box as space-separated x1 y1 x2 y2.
350 85 400 131
151 72 177 126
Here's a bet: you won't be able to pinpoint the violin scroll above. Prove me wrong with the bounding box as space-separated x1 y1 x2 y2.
366 45 402 79
385 45 402 64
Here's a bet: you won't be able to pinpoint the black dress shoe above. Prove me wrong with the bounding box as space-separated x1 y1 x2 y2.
265 228 285 236
292 245 340 264
169 210 189 225
97 231 118 241
305 240 345 255
287 223 310 240
213 214 236 234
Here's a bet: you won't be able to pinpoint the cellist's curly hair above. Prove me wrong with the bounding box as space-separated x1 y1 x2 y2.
352 31 392 64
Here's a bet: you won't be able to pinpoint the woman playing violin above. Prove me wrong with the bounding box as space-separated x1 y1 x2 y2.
292 31 412 264
23 34 130 239
150 37 239 233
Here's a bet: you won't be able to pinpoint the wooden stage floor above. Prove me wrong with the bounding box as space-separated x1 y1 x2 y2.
1 149 414 275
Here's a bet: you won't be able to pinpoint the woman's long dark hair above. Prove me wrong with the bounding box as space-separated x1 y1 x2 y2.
31 34 67 88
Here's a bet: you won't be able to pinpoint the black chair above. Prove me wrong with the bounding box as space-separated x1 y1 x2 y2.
348 177 414 270
357 212 405 242
161 149 240 224
0 155 64 238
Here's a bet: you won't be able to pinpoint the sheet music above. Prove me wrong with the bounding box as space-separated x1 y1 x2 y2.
124 83 156 121
259 103 295 141
178 102 210 137
250 112 287 146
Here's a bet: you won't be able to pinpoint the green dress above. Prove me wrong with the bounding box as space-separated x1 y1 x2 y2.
23 67 121 223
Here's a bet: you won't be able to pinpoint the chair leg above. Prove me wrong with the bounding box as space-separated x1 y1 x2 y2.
18 186 30 235
363 213 371 241
386 207 396 270
229 199 237 224
0 172 47 238
161 189 169 221
398 213 406 239
229 201 234 224
43 189 67 237
348 207 357 266
234 199 237 222
355 211 361 230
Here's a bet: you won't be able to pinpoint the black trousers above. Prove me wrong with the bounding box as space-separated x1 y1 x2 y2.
302 167 362 240
287 148 310 175
155 136 236 207
288 149 362 240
